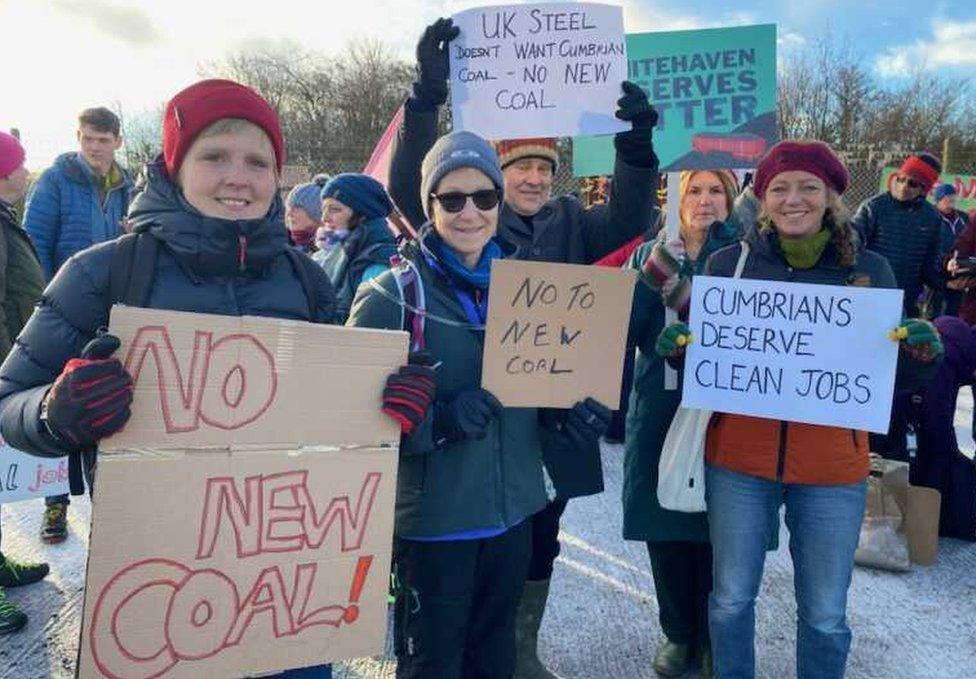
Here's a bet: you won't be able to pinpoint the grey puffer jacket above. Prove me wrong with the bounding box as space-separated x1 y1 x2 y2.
0 161 337 458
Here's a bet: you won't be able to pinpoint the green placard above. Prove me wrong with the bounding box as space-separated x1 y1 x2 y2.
573 24 778 176
879 167 976 212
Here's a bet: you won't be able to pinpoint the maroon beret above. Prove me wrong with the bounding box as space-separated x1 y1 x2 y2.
753 140 849 200
163 79 285 177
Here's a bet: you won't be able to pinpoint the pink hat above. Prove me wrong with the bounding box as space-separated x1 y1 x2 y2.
753 140 849 200
0 132 26 179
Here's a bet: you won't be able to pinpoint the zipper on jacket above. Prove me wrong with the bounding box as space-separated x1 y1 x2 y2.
776 421 788 481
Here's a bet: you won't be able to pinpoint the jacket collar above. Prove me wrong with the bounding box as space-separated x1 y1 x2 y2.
127 159 288 278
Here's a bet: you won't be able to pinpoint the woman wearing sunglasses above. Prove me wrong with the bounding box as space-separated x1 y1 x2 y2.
347 131 547 679
313 173 397 322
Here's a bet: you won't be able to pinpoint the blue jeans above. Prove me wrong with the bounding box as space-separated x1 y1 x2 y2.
706 465 866 679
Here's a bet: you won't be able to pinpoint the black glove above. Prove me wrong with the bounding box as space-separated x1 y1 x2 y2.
43 334 133 449
414 18 460 107
382 352 437 435
433 388 504 446
613 81 659 168
561 398 612 448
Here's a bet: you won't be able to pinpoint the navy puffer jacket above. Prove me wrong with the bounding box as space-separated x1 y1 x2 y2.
0 161 337 457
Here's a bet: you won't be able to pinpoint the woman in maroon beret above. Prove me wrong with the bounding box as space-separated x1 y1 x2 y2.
656 141 944 678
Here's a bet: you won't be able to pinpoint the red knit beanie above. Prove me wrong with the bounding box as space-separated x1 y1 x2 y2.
494 138 559 173
753 140 849 200
0 131 26 179
163 79 285 177
899 152 941 192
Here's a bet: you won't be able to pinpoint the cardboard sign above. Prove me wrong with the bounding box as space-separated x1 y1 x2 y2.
78 307 408 678
449 2 629 139
79 447 396 678
574 24 778 175
101 306 408 451
482 260 635 408
880 167 976 212
0 442 69 503
682 276 903 432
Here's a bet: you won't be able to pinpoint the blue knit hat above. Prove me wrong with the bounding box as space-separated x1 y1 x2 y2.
933 183 957 202
320 173 393 220
421 131 504 218
285 180 326 223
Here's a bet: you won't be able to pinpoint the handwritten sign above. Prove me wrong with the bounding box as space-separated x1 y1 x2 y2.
574 24 778 175
78 307 408 677
101 306 408 451
0 443 69 503
482 260 635 408
880 167 976 212
449 2 628 139
78 448 396 678
682 276 903 432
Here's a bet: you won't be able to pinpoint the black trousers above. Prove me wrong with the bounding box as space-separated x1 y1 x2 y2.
527 498 569 582
646 541 712 647
393 522 532 679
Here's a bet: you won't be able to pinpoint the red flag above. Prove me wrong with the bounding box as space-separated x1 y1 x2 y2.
363 105 414 239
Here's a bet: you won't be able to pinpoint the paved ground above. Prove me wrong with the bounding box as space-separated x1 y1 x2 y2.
3 394 976 678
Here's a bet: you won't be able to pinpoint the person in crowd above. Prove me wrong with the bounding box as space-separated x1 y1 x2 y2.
854 152 945 461
925 183 969 316
285 175 329 252
947 212 976 324
313 173 397 322
0 79 352 678
20 106 134 542
387 21 658 676
853 152 943 318
348 131 554 678
623 170 740 678
0 131 50 635
658 141 944 679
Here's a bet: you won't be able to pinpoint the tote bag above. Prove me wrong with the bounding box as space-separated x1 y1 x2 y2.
657 241 750 512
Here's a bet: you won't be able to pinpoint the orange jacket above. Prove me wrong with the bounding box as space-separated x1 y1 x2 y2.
705 413 869 485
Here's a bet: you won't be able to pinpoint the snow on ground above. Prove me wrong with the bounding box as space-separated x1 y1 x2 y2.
2 399 975 678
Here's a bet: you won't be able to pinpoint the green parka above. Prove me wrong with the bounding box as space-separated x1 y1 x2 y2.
622 221 739 543
347 227 547 538
0 201 44 359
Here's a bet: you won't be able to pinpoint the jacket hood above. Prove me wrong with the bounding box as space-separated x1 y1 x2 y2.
412 222 519 264
54 152 132 189
934 315 976 386
127 159 288 278
742 219 864 269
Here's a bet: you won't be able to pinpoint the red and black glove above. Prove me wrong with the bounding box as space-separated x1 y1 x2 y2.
382 352 437 435
43 334 134 448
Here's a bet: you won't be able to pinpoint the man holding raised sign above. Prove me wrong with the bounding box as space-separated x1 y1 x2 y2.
387 9 659 676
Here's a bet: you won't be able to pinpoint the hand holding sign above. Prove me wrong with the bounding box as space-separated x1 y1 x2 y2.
416 18 461 106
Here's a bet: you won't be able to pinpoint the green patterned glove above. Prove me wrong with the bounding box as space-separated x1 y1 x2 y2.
655 322 693 358
891 318 944 364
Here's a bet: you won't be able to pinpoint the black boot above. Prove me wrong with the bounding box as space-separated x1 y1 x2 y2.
653 639 692 677
514 579 557 679
0 588 27 635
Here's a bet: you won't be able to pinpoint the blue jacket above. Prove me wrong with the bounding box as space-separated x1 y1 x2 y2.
0 161 337 458
23 152 133 280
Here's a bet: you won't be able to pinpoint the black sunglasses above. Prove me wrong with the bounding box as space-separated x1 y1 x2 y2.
430 189 503 213
895 175 923 190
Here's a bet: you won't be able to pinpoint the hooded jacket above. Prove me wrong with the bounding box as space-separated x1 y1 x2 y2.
23 152 133 279
0 160 336 458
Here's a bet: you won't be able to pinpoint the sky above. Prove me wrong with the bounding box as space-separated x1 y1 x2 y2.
1 0 973 169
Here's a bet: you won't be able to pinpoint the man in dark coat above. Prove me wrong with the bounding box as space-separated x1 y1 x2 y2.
0 131 51 635
387 18 660 678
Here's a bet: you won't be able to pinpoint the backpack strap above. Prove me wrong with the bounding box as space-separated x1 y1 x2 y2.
389 254 426 352
284 248 320 321
733 241 751 278
108 232 159 307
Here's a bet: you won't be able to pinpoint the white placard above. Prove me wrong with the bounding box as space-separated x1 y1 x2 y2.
682 276 904 433
449 2 629 139
0 444 69 503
